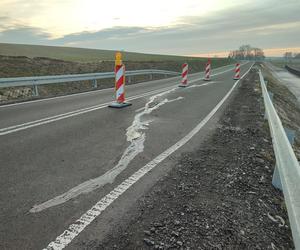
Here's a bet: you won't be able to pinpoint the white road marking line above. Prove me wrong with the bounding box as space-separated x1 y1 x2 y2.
135 107 145 112
0 63 249 136
133 82 210 111
0 86 174 136
186 82 214 88
43 63 254 250
30 88 183 212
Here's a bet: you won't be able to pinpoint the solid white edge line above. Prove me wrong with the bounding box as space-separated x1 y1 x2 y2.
44 63 254 250
1 62 249 136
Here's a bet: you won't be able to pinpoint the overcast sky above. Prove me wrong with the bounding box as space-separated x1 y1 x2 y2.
0 0 299 56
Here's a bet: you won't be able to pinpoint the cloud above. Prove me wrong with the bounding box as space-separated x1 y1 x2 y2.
0 26 52 44
0 0 299 56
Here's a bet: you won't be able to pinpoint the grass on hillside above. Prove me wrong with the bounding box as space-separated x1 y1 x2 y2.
0 43 229 63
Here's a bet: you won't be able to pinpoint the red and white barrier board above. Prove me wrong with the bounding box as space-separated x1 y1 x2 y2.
109 52 132 108
204 59 211 81
234 63 240 80
179 63 188 87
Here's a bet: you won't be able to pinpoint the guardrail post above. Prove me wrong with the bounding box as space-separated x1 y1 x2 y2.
32 84 39 97
92 79 97 89
149 74 153 80
264 91 273 120
272 165 282 190
268 91 273 101
272 128 295 191
128 76 131 84
284 127 296 145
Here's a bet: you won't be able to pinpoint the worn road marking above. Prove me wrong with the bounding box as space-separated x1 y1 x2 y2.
30 87 183 212
0 85 174 136
43 63 254 250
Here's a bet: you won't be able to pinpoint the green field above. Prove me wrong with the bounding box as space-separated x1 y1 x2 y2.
0 43 215 62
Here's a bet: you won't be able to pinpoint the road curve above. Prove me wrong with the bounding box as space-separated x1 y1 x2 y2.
0 62 253 249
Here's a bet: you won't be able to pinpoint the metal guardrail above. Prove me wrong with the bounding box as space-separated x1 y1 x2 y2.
0 69 180 96
285 65 300 77
259 70 300 249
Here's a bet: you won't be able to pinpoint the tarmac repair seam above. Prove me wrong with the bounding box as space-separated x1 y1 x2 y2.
30 86 183 213
43 64 254 250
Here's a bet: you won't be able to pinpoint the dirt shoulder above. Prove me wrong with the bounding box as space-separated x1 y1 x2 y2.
95 67 293 249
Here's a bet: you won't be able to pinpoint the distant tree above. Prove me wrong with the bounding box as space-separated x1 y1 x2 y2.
284 52 293 61
228 45 264 60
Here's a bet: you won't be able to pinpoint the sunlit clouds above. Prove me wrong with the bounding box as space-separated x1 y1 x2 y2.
0 0 299 56
1 0 235 37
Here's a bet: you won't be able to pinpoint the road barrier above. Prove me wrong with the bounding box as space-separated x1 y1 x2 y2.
109 52 131 108
204 59 211 81
285 65 300 77
0 68 180 97
259 69 300 249
179 63 188 87
234 63 240 80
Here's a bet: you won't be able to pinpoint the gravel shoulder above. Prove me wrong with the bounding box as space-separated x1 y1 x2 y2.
94 67 293 249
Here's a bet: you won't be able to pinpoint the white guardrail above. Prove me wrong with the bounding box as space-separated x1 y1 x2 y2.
259 69 300 249
0 69 180 96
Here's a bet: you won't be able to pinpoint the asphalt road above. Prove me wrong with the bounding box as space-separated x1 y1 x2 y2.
0 62 253 249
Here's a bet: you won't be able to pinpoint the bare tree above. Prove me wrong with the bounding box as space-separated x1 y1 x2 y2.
284 52 293 62
228 45 264 60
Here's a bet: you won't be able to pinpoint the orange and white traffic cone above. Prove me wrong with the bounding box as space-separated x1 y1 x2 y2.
233 63 240 80
109 52 132 108
204 59 211 81
179 63 188 87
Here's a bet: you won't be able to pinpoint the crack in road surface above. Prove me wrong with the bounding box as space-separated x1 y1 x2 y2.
30 88 183 213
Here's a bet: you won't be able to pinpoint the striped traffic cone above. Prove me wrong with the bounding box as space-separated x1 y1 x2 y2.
179 63 188 87
204 59 211 81
233 63 240 80
109 52 132 108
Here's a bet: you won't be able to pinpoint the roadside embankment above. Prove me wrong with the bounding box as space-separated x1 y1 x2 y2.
285 65 300 77
95 67 293 249
0 55 232 103
261 64 300 160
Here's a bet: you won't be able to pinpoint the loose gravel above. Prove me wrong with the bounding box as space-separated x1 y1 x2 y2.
97 68 293 249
